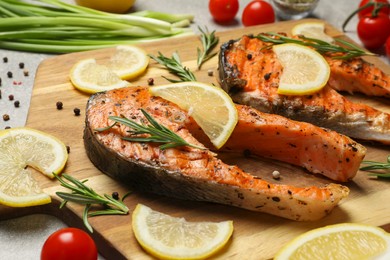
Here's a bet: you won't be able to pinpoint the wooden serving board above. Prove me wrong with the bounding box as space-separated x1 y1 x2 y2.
1 19 390 259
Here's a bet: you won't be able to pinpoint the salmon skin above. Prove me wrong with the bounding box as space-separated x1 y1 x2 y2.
84 86 351 221
219 35 390 145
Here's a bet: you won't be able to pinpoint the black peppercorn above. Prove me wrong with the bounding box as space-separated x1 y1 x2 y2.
147 78 154 86
23 70 29 77
3 114 10 121
3 57 8 63
66 145 70 153
112 192 119 200
8 94 14 101
247 53 253 60
73 108 81 116
7 71 12 78
56 101 63 110
14 100 20 107
19 62 25 69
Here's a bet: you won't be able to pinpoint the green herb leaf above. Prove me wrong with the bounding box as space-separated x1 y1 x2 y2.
54 173 130 233
256 33 375 60
149 51 197 82
96 108 205 150
360 155 390 179
197 26 219 70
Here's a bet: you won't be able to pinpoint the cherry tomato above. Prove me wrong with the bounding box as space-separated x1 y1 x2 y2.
386 36 390 59
209 0 239 23
357 13 390 49
41 228 98 260
242 0 275 27
358 0 390 19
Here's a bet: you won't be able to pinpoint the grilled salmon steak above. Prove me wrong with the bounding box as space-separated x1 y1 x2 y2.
219 35 390 144
84 86 357 221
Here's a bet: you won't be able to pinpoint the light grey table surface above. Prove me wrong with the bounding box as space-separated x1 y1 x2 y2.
0 0 388 259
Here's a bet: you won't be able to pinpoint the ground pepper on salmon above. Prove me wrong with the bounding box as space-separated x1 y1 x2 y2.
84 87 359 221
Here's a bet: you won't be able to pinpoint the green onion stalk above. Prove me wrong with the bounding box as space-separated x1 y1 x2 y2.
0 0 195 53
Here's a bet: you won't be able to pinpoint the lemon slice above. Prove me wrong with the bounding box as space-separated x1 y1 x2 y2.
132 204 234 260
275 223 390 260
149 82 238 149
0 127 68 207
107 45 149 80
273 43 330 95
70 58 130 94
292 22 335 44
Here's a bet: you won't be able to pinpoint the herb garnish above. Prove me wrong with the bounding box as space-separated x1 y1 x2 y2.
197 26 219 70
256 33 375 60
360 155 390 179
149 51 196 82
55 173 130 233
96 108 205 150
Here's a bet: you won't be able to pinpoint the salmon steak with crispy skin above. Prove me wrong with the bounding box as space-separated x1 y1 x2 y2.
83 87 363 221
218 35 390 144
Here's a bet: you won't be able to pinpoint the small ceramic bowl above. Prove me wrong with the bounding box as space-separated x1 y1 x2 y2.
272 0 320 20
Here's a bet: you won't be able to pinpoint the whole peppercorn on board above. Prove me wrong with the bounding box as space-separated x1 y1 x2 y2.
1 19 390 260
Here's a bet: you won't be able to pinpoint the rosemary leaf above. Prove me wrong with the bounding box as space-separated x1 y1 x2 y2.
149 51 196 82
360 155 390 179
54 173 130 233
256 33 375 60
98 108 205 150
197 26 219 70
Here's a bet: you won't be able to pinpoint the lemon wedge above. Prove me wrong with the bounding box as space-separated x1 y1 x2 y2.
273 43 330 95
149 82 238 149
292 22 335 44
70 58 130 94
275 223 390 260
0 127 68 207
107 45 149 80
132 204 234 260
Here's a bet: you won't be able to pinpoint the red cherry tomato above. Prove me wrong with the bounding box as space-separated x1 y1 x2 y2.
358 0 390 19
357 13 390 49
386 36 390 58
41 228 98 260
242 0 275 26
209 0 239 23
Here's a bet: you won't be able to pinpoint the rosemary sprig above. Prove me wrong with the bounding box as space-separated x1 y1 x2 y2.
256 33 375 60
360 155 390 179
197 26 219 70
55 173 131 233
95 108 205 150
149 51 196 82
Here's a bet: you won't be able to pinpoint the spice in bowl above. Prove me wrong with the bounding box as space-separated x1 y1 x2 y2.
272 0 319 20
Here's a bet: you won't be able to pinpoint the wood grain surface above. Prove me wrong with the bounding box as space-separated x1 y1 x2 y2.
1 19 390 259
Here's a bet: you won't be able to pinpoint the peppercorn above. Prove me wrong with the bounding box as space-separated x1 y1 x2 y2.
73 107 81 116
4 126 11 129
56 101 63 110
19 62 25 69
0 89 2 99
147 78 154 86
14 100 20 107
208 69 214 76
23 70 29 77
66 145 70 153
8 94 14 101
247 53 253 60
0 77 2 86
3 57 8 63
112 192 119 200
3 114 10 121
7 71 12 78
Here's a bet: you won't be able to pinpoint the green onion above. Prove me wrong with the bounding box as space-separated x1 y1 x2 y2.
0 0 194 53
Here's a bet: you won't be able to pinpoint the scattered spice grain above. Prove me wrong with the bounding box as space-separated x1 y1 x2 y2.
3 57 8 63
7 71 12 78
272 170 281 180
147 78 154 86
19 62 25 69
112 192 119 200
66 145 70 153
207 69 214 76
23 70 29 76
56 101 63 110
8 94 14 101
73 108 81 116
3 114 10 121
14 100 20 107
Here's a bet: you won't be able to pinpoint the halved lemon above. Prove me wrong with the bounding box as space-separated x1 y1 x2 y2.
292 22 335 44
70 58 130 94
107 45 149 80
0 127 68 207
149 82 238 149
132 204 234 260
273 43 330 95
275 223 390 260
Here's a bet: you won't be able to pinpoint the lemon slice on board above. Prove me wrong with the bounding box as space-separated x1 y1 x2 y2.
107 45 149 80
274 223 390 260
132 204 234 260
292 22 335 44
0 127 68 207
149 82 238 149
70 58 130 94
273 43 330 95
